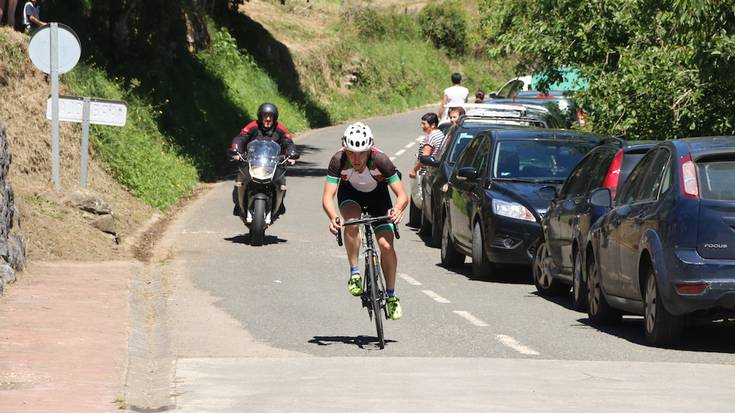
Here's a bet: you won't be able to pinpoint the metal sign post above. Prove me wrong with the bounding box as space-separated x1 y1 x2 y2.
50 23 60 191
28 23 81 191
80 98 91 188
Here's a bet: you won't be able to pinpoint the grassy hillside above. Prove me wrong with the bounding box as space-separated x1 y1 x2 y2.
2 1 513 261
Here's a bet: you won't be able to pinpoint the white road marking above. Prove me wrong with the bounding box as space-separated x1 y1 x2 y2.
422 290 450 303
453 310 488 326
180 230 221 235
415 136 423 142
274 280 282 284
395 149 406 156
399 273 422 286
404 142 416 149
389 156 396 161
496 334 540 356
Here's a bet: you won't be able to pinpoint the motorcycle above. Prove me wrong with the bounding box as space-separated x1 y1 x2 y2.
230 140 298 246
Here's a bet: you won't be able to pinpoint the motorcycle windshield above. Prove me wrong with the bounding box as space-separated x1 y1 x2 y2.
247 140 281 181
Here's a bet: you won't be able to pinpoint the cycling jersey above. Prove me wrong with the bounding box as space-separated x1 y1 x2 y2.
326 147 399 232
325 147 399 191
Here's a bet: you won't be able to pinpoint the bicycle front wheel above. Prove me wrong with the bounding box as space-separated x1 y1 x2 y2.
367 251 385 349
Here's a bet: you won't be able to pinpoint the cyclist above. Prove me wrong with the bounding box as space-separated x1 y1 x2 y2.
322 122 409 320
229 102 297 216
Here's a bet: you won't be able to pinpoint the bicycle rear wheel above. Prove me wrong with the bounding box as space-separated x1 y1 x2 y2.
367 251 385 349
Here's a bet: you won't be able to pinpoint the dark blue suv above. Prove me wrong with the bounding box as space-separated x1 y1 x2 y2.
586 137 735 347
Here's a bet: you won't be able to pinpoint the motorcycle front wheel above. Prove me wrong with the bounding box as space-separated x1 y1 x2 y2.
250 198 266 246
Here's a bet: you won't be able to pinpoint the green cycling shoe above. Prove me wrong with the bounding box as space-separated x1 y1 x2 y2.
386 296 402 320
347 273 363 296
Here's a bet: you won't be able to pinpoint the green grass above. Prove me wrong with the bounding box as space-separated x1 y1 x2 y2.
64 65 199 209
197 28 310 133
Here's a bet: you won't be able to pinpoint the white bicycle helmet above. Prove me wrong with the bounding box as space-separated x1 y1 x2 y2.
342 122 374 152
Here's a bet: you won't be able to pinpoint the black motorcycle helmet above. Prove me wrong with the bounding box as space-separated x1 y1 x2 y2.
257 103 279 129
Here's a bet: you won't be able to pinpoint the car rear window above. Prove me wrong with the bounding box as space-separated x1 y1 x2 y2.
697 160 735 200
493 140 594 180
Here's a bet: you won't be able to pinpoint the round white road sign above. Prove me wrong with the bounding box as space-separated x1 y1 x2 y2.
28 23 81 74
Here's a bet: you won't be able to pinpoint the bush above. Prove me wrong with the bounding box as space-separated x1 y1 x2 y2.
341 6 420 40
418 1 468 57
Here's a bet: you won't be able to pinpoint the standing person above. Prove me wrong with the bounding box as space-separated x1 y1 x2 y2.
474 90 485 103
448 106 466 126
410 113 444 178
23 0 45 33
438 72 469 119
322 122 408 320
229 102 297 217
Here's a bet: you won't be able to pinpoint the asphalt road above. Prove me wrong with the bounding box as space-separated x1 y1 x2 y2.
128 108 735 412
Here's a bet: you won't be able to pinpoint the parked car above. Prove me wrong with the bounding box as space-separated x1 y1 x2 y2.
491 93 586 128
440 129 602 278
585 136 735 347
534 138 654 309
411 105 565 230
490 75 532 99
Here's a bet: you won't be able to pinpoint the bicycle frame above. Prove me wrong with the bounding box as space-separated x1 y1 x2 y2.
336 214 399 349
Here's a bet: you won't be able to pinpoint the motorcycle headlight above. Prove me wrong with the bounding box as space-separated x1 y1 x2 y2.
492 199 536 222
250 165 276 180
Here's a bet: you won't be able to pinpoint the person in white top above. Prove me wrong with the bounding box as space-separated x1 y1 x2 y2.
439 72 469 119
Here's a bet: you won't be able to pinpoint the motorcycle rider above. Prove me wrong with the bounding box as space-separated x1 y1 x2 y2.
230 102 297 216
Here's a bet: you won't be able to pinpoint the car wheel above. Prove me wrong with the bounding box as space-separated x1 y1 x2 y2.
532 240 569 295
418 197 432 237
472 222 494 278
586 253 622 325
572 249 588 311
408 198 421 228
441 214 464 267
644 268 683 347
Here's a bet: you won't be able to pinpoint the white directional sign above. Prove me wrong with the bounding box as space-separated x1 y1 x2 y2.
46 96 128 127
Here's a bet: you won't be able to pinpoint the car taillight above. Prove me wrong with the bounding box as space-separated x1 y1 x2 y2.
602 149 624 199
680 153 699 199
675 282 708 295
577 109 587 128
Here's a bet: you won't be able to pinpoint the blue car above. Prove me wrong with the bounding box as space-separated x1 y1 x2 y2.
535 139 653 310
586 136 735 347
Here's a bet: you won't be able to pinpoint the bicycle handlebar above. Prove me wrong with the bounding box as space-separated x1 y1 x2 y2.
334 215 400 246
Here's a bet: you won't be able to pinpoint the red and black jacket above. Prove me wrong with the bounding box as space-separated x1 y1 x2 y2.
231 121 296 155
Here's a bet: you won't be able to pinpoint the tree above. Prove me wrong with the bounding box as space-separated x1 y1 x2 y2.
480 0 735 140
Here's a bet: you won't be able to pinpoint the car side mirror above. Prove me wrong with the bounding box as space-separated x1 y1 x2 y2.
457 167 479 181
590 187 612 208
289 152 300 160
488 92 498 99
419 155 440 167
539 185 558 201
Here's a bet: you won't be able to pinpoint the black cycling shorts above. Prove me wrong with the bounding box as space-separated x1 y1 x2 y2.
337 182 394 233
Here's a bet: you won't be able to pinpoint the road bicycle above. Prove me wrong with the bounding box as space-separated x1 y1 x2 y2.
336 214 399 349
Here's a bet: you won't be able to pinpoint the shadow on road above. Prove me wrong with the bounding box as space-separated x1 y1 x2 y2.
578 317 735 353
308 335 397 350
436 262 533 285
531 291 578 312
224 234 288 246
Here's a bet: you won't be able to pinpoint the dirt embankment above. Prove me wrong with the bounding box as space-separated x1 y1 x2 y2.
0 27 154 261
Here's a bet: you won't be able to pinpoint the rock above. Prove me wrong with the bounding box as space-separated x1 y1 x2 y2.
92 214 117 236
67 190 113 215
7 234 25 271
0 262 15 285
